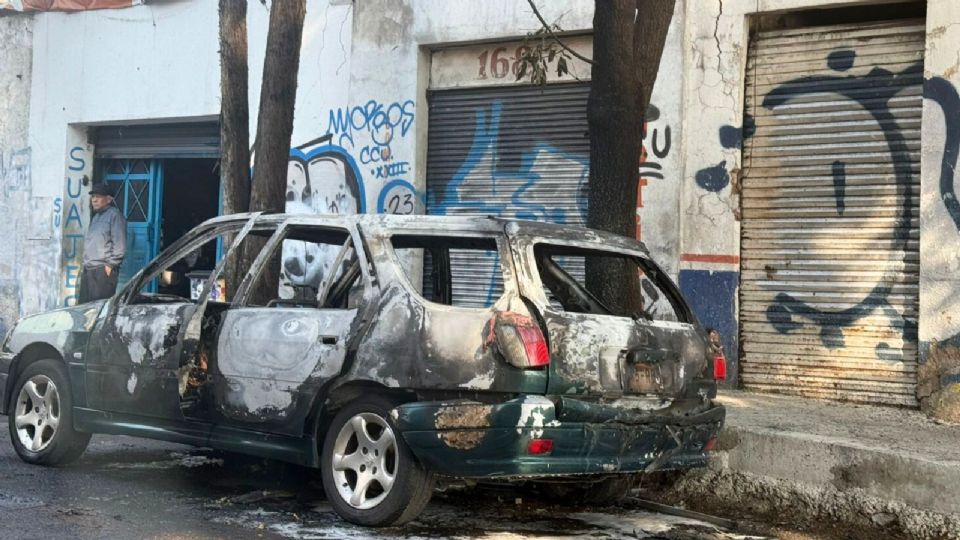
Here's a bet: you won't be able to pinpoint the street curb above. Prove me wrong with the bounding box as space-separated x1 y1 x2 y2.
718 425 960 517
652 424 960 539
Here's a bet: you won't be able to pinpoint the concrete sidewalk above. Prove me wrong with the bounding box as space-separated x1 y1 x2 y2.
652 390 960 539
718 390 960 516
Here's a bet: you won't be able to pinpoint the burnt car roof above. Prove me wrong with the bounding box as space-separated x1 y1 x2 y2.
198 213 651 256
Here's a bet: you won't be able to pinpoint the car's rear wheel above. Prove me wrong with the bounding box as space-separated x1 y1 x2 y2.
320 395 435 526
8 359 91 466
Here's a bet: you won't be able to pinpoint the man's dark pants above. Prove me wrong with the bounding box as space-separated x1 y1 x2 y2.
78 266 118 303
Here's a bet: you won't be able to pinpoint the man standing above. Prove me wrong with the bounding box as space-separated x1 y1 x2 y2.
78 183 126 303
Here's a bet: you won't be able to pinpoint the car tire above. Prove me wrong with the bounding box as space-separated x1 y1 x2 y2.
320 394 435 527
538 475 636 506
7 359 91 466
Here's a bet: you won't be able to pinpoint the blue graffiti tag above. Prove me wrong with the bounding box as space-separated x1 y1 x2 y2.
430 100 589 305
287 144 366 215
430 100 589 223
377 179 423 215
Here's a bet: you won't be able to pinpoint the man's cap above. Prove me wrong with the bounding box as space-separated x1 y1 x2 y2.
89 183 111 197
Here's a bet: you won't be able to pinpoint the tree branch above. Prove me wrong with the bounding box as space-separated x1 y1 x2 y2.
526 0 594 65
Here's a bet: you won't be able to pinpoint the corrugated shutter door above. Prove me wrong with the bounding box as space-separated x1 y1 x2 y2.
95 122 220 158
426 83 590 307
740 20 924 406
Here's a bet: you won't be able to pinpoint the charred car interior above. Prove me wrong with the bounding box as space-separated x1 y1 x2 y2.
0 213 725 527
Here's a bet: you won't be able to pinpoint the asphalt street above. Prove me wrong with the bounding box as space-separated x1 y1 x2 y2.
0 425 764 539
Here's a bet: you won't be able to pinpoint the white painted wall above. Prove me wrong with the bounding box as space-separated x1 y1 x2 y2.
918 0 960 417
0 14 35 335
341 0 594 217
25 0 352 309
919 0 960 348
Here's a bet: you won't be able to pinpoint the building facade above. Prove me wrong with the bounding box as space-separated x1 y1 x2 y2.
0 0 957 419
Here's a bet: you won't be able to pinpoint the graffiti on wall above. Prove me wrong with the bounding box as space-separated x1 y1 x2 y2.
636 104 672 239
694 115 755 193
430 100 589 222
756 51 960 361
0 146 31 195
58 146 90 307
327 99 415 168
924 76 960 232
280 99 417 294
0 146 32 337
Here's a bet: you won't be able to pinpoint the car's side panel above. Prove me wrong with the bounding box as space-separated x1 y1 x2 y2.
0 302 104 415
73 406 319 467
345 230 547 394
85 302 195 419
213 307 358 436
507 233 710 400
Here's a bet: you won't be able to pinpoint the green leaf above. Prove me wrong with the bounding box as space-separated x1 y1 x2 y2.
548 48 557 63
557 57 568 77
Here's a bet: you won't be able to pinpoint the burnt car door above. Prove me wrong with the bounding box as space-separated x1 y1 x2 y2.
84 216 261 420
508 232 708 401
209 220 371 436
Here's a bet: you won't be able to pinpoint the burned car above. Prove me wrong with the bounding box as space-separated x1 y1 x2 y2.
0 212 724 526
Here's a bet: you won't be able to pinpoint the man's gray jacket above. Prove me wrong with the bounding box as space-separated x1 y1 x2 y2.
83 205 126 269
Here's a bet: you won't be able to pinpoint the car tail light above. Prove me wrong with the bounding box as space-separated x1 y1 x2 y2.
704 437 718 452
527 438 554 455
487 312 550 368
713 353 727 381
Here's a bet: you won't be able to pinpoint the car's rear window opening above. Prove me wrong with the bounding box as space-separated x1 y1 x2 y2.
390 235 504 309
533 244 686 323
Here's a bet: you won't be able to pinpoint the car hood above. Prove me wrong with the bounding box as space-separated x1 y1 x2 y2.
4 301 107 354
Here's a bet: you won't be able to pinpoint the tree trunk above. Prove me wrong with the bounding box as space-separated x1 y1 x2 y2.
218 0 250 295
633 0 675 127
247 0 307 304
250 0 306 213
219 0 250 216
585 0 674 316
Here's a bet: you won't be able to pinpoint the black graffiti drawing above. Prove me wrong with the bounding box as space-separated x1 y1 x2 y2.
639 104 671 180
923 76 960 232
695 161 729 192
762 51 924 356
832 160 846 216
695 114 755 192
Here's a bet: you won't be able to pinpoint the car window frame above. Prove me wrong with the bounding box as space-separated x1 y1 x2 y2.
384 230 518 312
114 221 244 306
231 219 371 309
520 239 695 326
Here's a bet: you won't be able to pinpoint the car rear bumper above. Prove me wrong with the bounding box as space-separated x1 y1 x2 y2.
393 395 724 479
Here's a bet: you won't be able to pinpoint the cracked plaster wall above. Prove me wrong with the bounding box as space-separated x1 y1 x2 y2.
0 14 52 336
918 0 960 421
26 1 351 309
678 0 960 418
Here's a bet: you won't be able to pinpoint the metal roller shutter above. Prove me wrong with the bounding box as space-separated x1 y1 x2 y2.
94 122 220 158
740 20 924 406
426 83 590 307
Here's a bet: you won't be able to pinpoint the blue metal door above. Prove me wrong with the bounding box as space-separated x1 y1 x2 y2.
99 159 164 291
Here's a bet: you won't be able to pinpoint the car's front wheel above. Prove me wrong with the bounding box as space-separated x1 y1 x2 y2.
8 359 91 466
320 395 435 526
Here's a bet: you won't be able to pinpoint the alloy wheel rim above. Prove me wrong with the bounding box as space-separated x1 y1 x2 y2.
331 412 398 510
14 375 60 453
